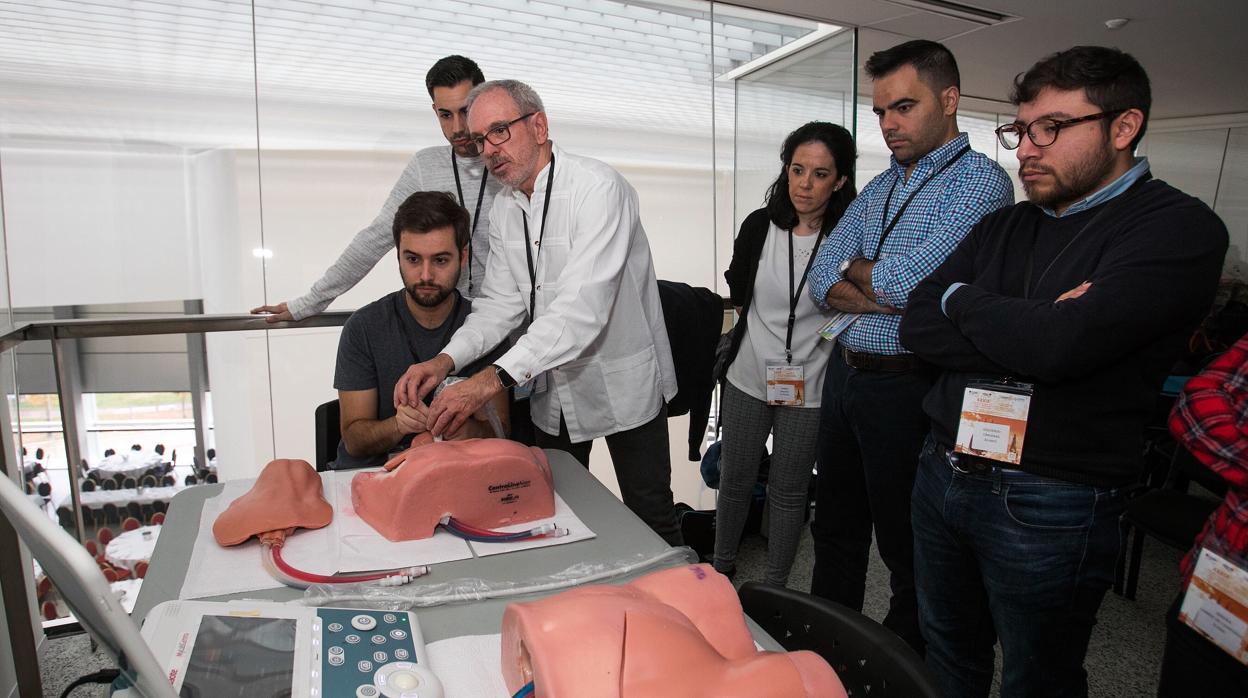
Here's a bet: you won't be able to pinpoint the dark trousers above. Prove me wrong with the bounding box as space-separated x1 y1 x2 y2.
912 437 1125 697
810 352 930 653
1158 592 1248 697
508 392 538 446
535 404 683 546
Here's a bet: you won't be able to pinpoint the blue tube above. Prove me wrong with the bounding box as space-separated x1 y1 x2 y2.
512 681 535 698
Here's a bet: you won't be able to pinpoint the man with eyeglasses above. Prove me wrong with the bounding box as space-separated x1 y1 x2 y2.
805 39 1013 654
252 55 503 321
900 46 1227 696
392 79 683 545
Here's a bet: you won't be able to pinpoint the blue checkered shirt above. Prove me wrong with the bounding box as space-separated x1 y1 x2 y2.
808 133 1014 354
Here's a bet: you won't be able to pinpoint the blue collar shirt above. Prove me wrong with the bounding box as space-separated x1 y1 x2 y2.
1039 156 1151 217
808 133 1014 355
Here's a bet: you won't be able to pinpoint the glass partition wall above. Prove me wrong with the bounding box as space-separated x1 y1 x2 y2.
0 1 855 625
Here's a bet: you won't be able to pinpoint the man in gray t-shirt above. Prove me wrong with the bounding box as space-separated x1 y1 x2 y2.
331 191 507 470
253 55 503 322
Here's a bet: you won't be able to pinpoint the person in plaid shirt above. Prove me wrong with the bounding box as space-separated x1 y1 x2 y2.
1159 332 1248 696
805 39 1013 654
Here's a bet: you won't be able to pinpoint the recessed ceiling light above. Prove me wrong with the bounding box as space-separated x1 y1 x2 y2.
1105 18 1130 30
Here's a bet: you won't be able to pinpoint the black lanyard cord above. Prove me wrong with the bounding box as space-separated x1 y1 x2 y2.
393 291 462 367
521 154 557 324
451 152 490 295
873 144 970 260
785 227 825 364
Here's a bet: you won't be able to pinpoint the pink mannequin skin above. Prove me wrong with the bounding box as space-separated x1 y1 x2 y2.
501 564 847 698
213 458 332 547
351 438 555 541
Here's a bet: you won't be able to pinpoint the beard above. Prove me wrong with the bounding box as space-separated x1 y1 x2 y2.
487 154 530 189
1021 142 1116 210
406 282 455 308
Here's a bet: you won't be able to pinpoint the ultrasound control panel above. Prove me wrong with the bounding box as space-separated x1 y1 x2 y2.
317 608 440 698
137 600 443 698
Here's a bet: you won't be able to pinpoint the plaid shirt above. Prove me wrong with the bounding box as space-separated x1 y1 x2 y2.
808 133 1013 354
1170 333 1248 587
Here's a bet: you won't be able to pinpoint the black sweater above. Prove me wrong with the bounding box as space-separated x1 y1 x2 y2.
899 177 1228 486
722 209 773 372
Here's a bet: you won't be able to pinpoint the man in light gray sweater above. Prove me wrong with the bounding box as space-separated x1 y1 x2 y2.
252 55 504 321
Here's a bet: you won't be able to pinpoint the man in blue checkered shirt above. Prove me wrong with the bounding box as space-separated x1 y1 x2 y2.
805 39 1013 653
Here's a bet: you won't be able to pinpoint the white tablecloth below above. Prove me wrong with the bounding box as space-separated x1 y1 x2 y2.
58 485 187 512
109 579 143 614
106 525 161 573
94 453 164 480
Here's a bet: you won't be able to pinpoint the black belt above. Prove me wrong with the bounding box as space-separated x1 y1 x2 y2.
945 449 998 474
839 346 922 373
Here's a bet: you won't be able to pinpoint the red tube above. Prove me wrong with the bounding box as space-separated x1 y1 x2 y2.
447 517 536 537
270 545 399 584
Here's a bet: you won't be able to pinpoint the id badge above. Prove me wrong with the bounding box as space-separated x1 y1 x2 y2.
953 381 1032 465
818 312 860 342
765 359 805 406
1180 548 1248 664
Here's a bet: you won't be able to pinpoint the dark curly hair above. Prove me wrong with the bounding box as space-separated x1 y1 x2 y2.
1010 46 1151 150
765 121 857 233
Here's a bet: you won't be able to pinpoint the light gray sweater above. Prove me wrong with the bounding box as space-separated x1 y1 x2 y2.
287 145 503 319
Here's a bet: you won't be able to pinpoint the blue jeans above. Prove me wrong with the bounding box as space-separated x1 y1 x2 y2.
911 436 1125 698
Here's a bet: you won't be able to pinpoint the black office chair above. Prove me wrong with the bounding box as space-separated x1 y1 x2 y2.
738 582 939 698
1115 440 1225 600
314 399 342 472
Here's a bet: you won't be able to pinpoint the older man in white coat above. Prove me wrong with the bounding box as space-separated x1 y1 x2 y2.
394 79 682 545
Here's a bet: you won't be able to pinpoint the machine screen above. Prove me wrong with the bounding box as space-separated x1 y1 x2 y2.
179 615 297 698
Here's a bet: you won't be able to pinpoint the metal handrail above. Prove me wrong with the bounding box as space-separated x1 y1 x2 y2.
0 311 353 352
6 311 352 532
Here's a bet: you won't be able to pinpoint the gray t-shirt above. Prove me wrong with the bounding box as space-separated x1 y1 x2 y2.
288 146 503 319
332 290 505 469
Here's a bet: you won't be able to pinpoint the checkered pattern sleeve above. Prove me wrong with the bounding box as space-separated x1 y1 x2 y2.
1170 333 1248 584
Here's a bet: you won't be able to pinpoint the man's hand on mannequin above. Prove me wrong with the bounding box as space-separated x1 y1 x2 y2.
426 368 504 438
394 354 455 408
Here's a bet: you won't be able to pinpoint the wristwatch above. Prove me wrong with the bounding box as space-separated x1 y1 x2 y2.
493 365 517 389
839 257 857 274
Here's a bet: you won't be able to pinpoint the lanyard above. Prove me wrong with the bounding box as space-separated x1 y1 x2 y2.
393 291 462 367
521 154 556 324
873 144 970 259
450 152 490 295
785 227 825 363
1021 185 1136 299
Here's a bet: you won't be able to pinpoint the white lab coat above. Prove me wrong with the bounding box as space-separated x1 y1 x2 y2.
442 143 678 443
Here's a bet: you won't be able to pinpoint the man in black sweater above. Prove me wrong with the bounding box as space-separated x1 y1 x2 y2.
899 46 1228 697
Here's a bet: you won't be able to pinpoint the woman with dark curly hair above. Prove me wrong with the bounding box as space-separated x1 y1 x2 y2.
714 121 856 585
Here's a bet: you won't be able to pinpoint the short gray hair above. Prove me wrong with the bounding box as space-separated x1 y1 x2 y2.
466 79 545 117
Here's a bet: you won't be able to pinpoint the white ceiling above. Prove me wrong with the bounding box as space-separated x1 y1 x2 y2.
0 0 823 147
735 0 1248 120
0 0 1241 152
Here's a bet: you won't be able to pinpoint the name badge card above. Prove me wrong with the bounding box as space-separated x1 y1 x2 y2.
1181 548 1248 665
765 359 805 406
953 381 1032 465
818 312 860 342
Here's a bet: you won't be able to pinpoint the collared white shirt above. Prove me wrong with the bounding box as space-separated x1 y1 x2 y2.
442 143 678 442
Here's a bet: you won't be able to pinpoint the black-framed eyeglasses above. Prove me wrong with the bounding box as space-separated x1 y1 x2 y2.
470 112 535 150
995 109 1125 150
